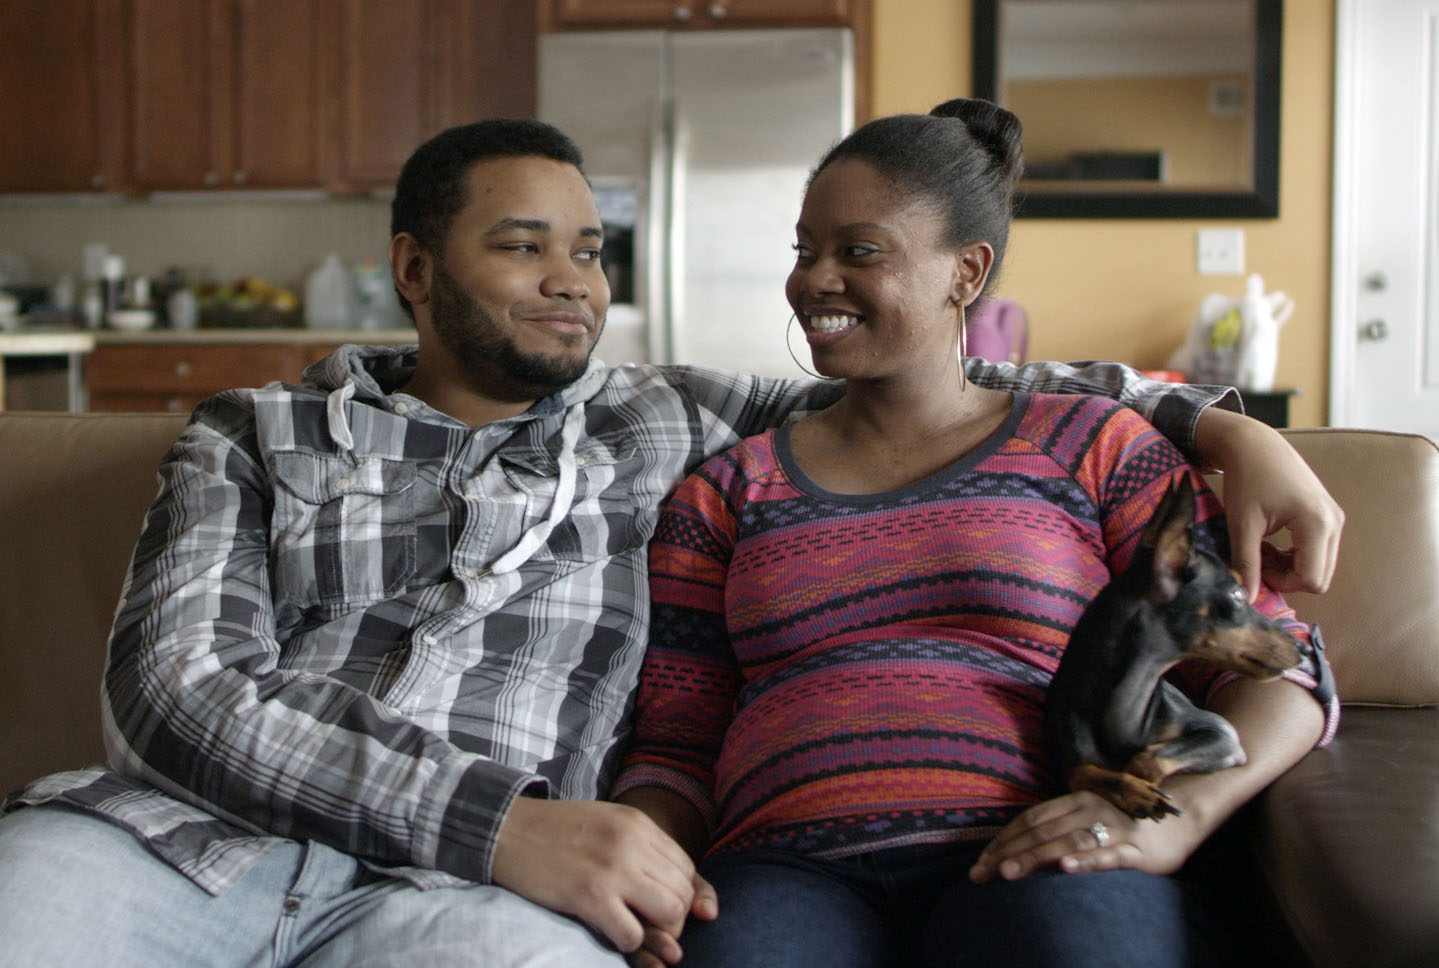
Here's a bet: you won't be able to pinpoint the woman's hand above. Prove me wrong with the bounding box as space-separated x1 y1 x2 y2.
1194 407 1344 600
967 791 1205 883
973 678 1327 885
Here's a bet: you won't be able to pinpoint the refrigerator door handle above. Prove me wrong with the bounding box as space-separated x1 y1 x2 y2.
663 109 688 368
647 95 674 366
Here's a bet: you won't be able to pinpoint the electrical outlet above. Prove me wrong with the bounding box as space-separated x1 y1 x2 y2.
1196 228 1245 275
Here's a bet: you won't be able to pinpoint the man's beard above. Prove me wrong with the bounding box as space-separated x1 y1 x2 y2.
428 257 598 397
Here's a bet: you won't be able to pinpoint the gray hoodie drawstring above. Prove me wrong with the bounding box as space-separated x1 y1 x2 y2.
489 402 585 576
326 380 360 466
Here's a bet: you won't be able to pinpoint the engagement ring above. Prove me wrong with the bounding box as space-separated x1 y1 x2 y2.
1089 821 1111 848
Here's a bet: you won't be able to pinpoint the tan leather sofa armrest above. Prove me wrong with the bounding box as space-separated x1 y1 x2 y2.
1276 429 1439 706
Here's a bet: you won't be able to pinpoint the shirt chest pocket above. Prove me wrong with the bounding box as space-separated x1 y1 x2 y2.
271 452 418 610
498 434 645 563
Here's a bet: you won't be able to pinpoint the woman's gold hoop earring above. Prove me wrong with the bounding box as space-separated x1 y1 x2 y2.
786 314 822 380
957 303 969 392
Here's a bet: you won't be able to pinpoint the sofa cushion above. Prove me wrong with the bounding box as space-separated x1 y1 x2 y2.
1260 705 1439 968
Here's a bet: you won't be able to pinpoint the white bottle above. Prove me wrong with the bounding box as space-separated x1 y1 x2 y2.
352 257 401 331
304 253 356 330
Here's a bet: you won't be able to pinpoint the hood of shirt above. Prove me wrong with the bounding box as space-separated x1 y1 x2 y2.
301 342 599 576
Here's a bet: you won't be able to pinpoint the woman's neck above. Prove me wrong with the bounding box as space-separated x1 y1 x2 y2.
790 381 1013 494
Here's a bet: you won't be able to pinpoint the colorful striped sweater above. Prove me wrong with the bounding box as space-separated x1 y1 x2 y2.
612 392 1317 860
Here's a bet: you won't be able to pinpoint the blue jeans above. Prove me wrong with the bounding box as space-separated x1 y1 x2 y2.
0 804 624 968
682 841 1237 968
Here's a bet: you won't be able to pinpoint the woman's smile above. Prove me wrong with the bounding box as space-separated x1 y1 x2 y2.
805 312 862 336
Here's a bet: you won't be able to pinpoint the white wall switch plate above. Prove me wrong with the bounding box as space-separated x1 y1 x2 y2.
1196 227 1245 275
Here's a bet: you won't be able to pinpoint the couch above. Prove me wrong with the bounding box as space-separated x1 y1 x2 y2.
1 412 1435 967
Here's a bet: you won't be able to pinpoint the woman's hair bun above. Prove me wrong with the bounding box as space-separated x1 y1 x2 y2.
930 97 1024 188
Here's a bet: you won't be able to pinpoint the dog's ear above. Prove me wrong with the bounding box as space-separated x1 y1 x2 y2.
1144 477 1197 603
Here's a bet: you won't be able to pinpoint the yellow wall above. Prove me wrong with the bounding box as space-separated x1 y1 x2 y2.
870 2 1334 427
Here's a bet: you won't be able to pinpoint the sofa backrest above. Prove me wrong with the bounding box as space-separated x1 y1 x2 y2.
0 412 187 795
1 415 1436 798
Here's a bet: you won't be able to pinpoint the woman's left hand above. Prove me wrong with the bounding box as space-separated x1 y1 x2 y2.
1192 407 1344 600
967 791 1205 883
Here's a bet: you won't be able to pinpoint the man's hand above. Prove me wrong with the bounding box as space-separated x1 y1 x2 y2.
1194 408 1344 599
626 871 718 968
491 798 712 959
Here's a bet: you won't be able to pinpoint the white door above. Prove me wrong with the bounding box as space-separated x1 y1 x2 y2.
1332 0 1439 440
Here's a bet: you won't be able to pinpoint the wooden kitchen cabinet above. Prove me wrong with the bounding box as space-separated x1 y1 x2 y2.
121 0 535 193
86 342 342 413
539 0 860 29
127 0 328 191
2 1 534 195
334 0 537 190
0 0 125 192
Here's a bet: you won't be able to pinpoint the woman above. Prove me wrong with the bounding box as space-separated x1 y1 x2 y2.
612 99 1336 968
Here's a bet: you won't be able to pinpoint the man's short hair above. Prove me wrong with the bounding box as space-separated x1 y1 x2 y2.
390 119 586 257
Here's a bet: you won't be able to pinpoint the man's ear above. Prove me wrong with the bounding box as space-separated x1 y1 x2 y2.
389 233 433 308
951 241 996 308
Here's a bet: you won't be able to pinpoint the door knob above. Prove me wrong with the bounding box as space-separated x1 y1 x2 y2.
1359 319 1389 340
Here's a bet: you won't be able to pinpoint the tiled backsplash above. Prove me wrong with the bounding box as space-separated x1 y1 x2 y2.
0 194 394 292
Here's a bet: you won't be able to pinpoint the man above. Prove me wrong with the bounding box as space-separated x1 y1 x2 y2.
0 120 1341 967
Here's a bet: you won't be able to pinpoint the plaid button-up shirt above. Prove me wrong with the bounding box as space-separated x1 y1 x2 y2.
5 345 1230 895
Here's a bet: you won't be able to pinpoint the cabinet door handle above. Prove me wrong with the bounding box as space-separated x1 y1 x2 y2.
174 361 193 377
673 4 692 20
708 2 727 17
233 170 249 185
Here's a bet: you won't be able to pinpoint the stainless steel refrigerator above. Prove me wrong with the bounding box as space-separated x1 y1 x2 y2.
538 28 854 378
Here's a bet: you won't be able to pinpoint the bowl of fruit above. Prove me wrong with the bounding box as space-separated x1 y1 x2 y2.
197 276 300 329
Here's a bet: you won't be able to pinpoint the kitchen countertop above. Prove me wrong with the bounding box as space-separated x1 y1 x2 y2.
0 330 97 355
92 327 418 345
2 325 420 348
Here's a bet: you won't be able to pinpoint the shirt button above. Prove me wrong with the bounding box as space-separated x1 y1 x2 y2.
421 634 438 645
282 897 301 915
393 402 409 414
574 455 588 467
336 477 351 490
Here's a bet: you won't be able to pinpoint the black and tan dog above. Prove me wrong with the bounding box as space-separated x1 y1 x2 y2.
1045 476 1311 820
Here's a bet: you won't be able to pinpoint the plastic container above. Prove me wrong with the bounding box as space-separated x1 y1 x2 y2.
304 253 356 329
352 257 402 331
166 288 198 330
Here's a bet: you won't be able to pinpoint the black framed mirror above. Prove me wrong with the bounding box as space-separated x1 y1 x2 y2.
972 0 1281 218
